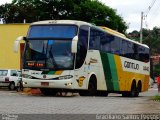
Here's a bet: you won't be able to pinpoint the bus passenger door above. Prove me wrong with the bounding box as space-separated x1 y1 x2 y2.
73 25 89 90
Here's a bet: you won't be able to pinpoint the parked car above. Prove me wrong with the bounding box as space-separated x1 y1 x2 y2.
0 69 21 90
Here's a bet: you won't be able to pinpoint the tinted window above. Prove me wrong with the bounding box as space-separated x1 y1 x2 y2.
28 25 77 39
138 46 150 62
89 28 101 50
88 27 149 62
110 36 120 54
120 40 128 57
100 33 112 52
76 25 89 69
127 42 134 59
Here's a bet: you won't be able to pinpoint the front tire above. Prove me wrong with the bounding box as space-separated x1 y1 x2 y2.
96 91 108 97
79 76 97 96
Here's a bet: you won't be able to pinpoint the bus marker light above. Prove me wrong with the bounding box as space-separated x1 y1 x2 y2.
65 82 72 86
23 82 27 85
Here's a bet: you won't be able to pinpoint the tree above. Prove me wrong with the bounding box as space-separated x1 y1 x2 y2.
0 0 128 33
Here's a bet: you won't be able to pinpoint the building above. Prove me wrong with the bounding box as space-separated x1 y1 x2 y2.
0 24 29 69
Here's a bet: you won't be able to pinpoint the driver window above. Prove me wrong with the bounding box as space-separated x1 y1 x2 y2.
76 25 89 69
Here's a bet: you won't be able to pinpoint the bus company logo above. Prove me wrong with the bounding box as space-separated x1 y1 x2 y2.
124 61 139 70
43 74 47 78
77 76 85 87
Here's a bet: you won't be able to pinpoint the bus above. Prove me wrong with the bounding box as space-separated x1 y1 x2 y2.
14 20 150 97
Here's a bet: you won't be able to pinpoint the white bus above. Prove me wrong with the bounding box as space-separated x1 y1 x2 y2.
14 20 150 97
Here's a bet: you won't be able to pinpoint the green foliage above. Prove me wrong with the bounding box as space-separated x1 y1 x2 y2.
153 95 160 101
154 64 160 76
0 0 127 33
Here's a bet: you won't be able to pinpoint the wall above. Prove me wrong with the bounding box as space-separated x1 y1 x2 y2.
0 24 29 69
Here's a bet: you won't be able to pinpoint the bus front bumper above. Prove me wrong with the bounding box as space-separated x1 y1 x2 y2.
22 78 73 89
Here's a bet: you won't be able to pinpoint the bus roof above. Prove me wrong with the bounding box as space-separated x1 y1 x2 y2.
100 26 126 38
31 20 93 27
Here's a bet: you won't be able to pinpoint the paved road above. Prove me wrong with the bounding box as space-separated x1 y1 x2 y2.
0 85 159 120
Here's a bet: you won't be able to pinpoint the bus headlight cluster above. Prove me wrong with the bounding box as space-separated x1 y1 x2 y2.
22 74 33 79
23 81 27 85
58 75 73 80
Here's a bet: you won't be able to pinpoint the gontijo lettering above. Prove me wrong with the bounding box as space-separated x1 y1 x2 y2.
124 61 139 70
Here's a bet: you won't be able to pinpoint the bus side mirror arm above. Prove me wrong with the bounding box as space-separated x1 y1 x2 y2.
71 36 78 53
13 36 26 53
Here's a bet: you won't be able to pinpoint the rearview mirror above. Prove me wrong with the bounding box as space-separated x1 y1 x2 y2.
71 36 78 53
13 36 26 53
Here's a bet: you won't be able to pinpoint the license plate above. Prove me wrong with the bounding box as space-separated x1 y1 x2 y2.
41 82 49 86
0 82 9 86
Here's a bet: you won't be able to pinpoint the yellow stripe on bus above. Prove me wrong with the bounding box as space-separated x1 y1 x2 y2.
114 55 149 92
55 71 63 75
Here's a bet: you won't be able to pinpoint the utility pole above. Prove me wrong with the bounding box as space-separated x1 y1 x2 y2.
140 12 143 43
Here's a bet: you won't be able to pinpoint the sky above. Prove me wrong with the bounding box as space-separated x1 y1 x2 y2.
1 0 160 32
100 0 160 32
0 0 12 5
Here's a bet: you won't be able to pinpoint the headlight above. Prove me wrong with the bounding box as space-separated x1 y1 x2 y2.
22 74 33 79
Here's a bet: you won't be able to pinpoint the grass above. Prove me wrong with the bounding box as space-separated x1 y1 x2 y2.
153 94 160 101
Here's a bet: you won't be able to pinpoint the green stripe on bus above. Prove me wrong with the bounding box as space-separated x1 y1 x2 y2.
107 54 119 91
100 52 119 91
100 52 114 91
42 71 56 75
48 71 56 75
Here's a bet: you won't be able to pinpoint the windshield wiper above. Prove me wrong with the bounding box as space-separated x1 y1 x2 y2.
46 45 58 69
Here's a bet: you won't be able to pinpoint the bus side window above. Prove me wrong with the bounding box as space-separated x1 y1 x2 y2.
89 28 100 50
121 40 128 57
133 44 139 60
100 33 113 53
127 42 134 59
110 36 120 55
138 46 149 62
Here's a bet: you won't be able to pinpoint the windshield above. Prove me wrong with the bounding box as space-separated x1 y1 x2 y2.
23 25 77 70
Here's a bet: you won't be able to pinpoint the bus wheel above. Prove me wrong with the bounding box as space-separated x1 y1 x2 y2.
87 76 97 96
40 88 57 96
122 92 130 97
79 91 87 96
129 81 139 97
96 91 108 97
79 76 97 96
137 81 142 93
